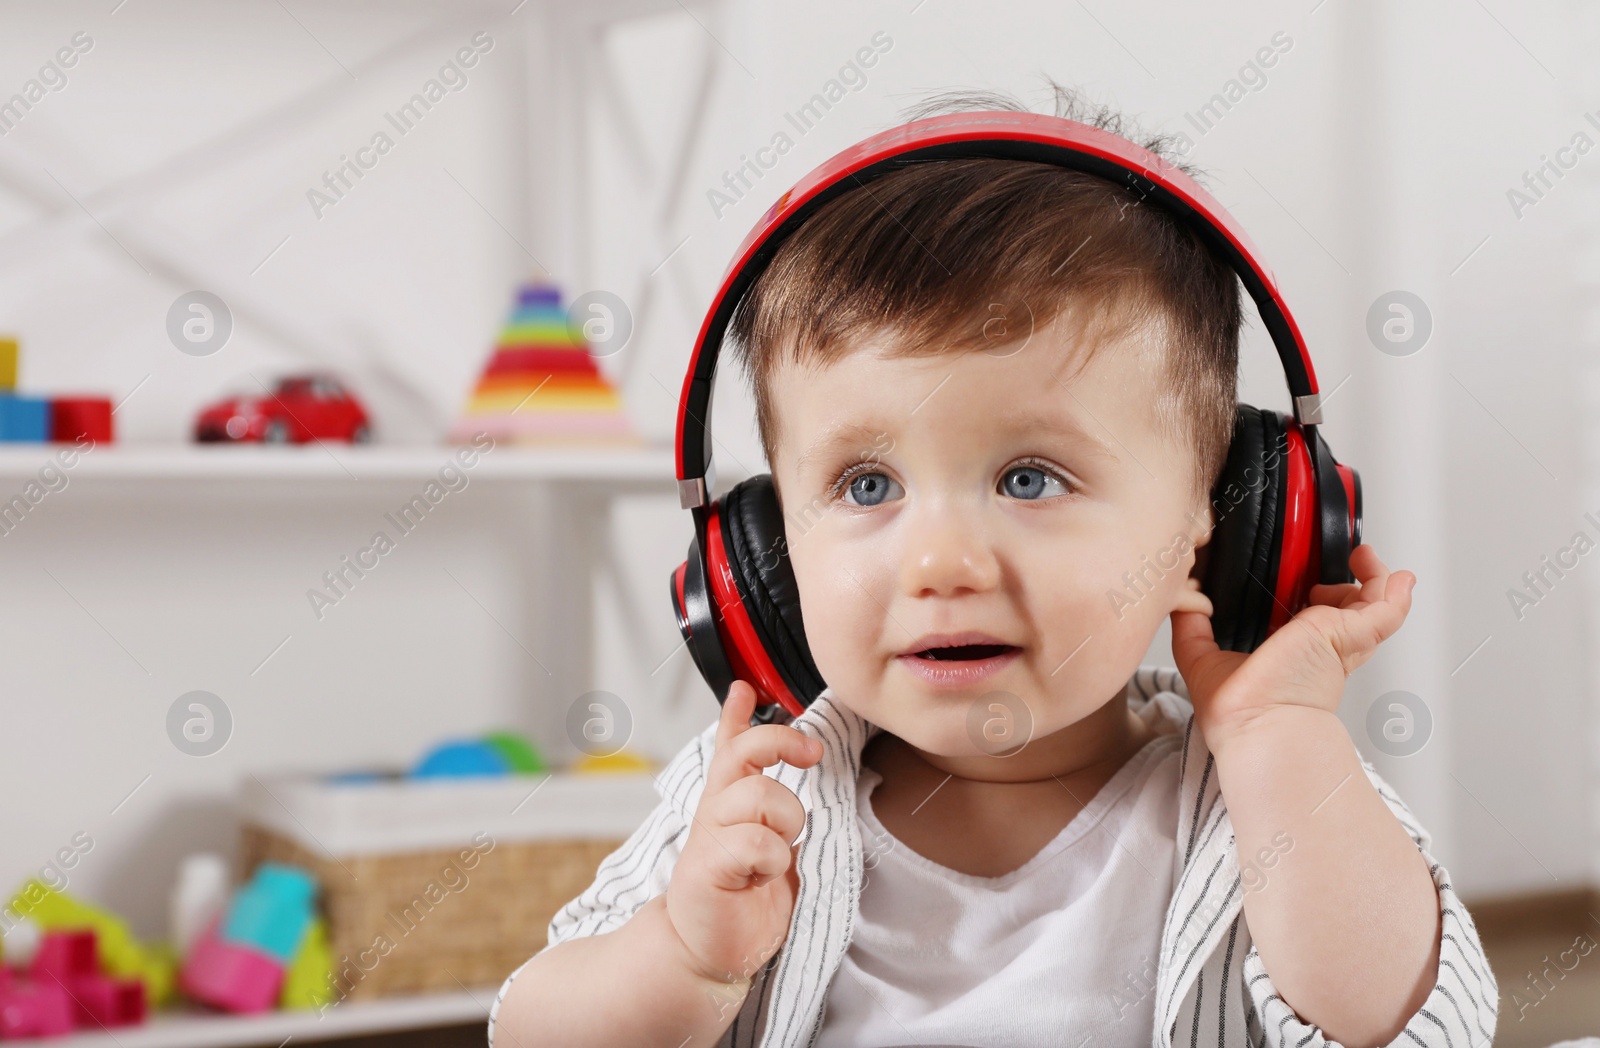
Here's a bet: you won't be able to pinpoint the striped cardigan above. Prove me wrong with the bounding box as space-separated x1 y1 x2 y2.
490 665 1499 1047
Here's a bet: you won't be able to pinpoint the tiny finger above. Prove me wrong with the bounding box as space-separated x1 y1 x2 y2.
709 721 822 795
716 680 757 750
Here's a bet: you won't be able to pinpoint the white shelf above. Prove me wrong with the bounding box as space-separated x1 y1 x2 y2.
0 443 691 486
8 987 497 1047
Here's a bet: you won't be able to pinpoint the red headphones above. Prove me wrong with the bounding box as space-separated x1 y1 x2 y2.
669 111 1362 722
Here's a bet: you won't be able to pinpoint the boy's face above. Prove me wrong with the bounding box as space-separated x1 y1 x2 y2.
768 310 1215 762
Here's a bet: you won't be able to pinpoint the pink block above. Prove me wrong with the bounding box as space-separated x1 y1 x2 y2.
28 931 97 981
0 977 74 1038
67 973 146 1028
179 931 283 1014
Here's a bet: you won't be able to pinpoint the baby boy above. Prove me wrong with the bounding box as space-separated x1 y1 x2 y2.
489 92 1497 1048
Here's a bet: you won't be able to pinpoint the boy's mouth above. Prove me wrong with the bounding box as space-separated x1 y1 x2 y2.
898 632 1020 661
910 643 1017 661
897 632 1021 687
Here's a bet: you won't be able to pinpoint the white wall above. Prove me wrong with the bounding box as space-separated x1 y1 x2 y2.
0 0 1591 945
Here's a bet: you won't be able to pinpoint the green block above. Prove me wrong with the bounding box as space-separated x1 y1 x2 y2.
483 731 547 773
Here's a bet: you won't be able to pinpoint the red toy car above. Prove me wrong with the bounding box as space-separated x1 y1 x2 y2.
195 375 371 444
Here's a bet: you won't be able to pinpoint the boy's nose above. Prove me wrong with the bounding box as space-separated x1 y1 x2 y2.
897 505 1002 598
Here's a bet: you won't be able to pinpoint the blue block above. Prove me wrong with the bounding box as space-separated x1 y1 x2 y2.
325 769 393 785
0 395 50 441
221 862 317 962
412 740 509 779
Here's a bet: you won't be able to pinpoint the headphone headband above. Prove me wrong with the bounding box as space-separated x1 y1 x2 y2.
675 110 1325 509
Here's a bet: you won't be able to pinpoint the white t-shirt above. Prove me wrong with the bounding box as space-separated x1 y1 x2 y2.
497 665 1498 1048
814 700 1185 1048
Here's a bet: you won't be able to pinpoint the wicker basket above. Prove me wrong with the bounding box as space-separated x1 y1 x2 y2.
235 771 658 1002
239 825 622 1000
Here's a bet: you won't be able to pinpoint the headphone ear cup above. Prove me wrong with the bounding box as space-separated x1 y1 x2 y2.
720 475 827 708
1201 405 1286 653
672 529 735 702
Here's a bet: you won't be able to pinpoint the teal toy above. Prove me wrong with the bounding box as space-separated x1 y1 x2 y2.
221 863 317 963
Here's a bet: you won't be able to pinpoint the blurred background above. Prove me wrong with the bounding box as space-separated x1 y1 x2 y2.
0 0 1593 1045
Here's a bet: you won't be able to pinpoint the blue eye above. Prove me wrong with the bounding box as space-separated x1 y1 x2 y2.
840 470 903 507
829 461 1071 505
1000 464 1071 500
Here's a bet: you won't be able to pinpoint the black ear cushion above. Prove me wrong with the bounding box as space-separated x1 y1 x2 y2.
1203 405 1285 653
1239 410 1287 651
1202 406 1262 650
718 474 827 706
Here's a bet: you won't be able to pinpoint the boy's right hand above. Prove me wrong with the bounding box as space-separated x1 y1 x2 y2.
664 680 823 989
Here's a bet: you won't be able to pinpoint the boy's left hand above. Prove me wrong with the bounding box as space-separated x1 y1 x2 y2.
1170 543 1417 748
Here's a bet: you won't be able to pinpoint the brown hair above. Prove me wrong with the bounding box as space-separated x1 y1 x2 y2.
727 84 1241 504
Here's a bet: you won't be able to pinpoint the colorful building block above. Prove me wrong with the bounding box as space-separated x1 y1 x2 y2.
179 923 285 1014
27 929 95 981
179 863 319 1014
325 769 391 784
49 397 113 444
279 917 334 1011
573 750 655 774
0 975 73 1038
0 395 49 442
483 731 548 774
219 864 315 964
14 929 146 1031
412 740 509 778
0 338 16 391
6 880 174 1007
64 972 146 1028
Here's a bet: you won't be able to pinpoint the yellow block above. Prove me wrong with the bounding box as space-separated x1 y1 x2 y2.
573 751 656 774
0 338 17 390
